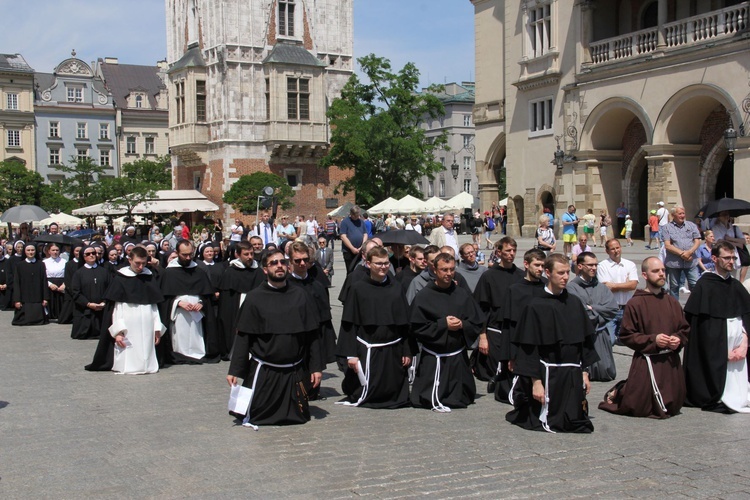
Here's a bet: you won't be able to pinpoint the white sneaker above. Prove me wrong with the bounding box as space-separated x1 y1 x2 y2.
680 287 690 294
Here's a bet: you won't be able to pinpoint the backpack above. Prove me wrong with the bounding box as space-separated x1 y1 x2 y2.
486 217 496 230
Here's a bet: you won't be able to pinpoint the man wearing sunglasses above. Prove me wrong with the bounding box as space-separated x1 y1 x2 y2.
288 241 337 396
227 249 323 429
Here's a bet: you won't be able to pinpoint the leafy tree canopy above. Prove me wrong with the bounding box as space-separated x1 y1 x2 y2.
57 156 107 208
319 54 448 206
223 172 294 215
0 160 46 211
99 156 172 216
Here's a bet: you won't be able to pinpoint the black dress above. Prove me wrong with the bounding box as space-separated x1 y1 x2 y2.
70 265 111 339
0 256 14 310
11 259 50 326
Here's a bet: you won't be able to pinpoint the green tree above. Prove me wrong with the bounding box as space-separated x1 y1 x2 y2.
57 156 107 207
40 182 77 214
99 157 172 218
223 172 294 214
319 54 448 206
0 160 46 210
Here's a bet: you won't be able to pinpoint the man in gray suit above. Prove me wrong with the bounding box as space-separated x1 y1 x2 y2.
315 236 334 280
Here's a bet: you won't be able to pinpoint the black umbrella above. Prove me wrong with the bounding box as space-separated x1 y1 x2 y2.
0 205 50 223
696 197 750 219
376 229 429 246
33 233 85 246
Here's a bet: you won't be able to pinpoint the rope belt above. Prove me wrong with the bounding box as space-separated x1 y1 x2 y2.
643 350 672 414
487 327 503 378
420 346 465 413
538 360 582 434
241 354 303 430
336 336 403 407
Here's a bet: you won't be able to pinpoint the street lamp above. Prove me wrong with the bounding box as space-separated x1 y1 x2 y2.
724 124 737 158
551 135 574 169
450 160 459 180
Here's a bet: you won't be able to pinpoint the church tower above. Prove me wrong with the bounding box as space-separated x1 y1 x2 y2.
165 0 354 220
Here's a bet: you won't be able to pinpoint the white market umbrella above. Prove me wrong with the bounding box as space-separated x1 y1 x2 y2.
421 196 448 213
392 195 424 214
367 197 398 215
498 197 508 206
39 212 85 227
443 192 475 210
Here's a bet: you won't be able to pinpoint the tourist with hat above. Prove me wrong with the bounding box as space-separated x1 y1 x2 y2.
646 209 660 249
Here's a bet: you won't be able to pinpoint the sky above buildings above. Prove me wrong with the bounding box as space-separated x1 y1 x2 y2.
3 0 475 88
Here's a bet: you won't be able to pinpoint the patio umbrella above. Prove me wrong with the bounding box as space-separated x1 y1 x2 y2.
0 205 50 223
33 233 85 246
376 229 429 246
696 197 750 219
67 228 99 239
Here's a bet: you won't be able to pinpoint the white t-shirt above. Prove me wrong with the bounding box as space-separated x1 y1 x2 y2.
230 224 243 242
656 207 669 227
306 220 318 236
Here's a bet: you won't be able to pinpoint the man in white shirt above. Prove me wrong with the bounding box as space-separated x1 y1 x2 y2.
230 219 244 243
405 216 422 235
597 238 639 346
251 212 277 247
656 201 669 239
305 214 319 245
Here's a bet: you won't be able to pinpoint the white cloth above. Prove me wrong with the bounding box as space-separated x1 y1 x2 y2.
406 223 422 234
110 302 165 375
721 317 750 413
444 230 459 258
170 295 206 360
597 257 638 306
230 224 243 242
306 220 318 236
656 207 669 227
251 222 277 246
43 257 65 278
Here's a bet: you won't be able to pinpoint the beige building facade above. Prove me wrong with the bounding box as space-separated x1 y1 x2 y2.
0 54 35 169
165 0 355 221
471 0 750 237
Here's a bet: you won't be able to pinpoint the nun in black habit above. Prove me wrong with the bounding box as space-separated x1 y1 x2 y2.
70 244 112 340
11 242 50 326
57 243 83 324
0 245 14 309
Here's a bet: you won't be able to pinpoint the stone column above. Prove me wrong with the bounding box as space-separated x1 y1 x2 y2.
656 0 668 49
476 158 499 215
579 0 595 67
522 188 537 238
645 154 674 209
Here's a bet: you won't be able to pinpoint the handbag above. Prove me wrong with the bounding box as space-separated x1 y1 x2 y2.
620 227 626 236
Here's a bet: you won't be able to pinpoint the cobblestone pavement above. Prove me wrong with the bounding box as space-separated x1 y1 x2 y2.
1 236 749 498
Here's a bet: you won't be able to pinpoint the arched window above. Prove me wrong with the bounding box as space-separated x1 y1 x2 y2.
135 95 143 108
641 1 658 29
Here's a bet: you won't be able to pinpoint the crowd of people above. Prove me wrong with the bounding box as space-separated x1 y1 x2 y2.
2 201 749 433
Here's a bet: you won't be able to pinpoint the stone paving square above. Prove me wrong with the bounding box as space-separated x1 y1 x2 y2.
1 236 748 498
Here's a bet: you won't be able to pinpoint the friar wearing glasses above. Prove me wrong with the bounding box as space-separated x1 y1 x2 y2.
227 249 323 429
287 241 337 398
336 245 417 408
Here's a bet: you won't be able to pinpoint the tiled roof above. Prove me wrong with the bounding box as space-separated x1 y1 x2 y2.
169 44 206 72
263 41 326 67
98 61 165 109
0 53 33 73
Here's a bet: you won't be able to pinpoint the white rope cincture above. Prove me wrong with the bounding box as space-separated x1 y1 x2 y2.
420 346 465 413
336 337 403 407
538 360 582 434
241 354 303 431
643 350 671 414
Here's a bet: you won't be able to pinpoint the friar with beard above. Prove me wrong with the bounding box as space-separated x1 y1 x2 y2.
227 249 323 429
216 240 265 359
159 240 221 365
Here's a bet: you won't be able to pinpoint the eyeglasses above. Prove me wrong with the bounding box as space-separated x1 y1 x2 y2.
83 252 96 256
369 261 390 267
293 257 311 264
265 259 288 267
716 255 735 261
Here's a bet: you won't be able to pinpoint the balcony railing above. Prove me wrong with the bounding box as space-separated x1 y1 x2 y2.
589 2 748 66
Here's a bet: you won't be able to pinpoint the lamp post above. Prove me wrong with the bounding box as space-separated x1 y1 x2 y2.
450 159 459 180
725 124 737 164
551 135 565 169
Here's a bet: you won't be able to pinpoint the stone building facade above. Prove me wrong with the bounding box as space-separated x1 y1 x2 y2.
165 0 355 222
471 0 750 237
34 52 117 183
94 58 170 173
0 54 35 169
418 82 478 204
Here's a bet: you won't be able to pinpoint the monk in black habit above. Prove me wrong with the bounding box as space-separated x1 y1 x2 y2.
472 237 525 388
410 253 484 411
683 241 750 413
158 240 221 365
12 243 49 326
336 246 416 409
227 250 323 429
499 248 547 404
216 241 265 359
506 254 598 433
287 241 337 370
70 244 112 340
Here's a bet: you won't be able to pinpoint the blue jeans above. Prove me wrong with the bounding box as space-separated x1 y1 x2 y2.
606 307 624 345
666 266 699 300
